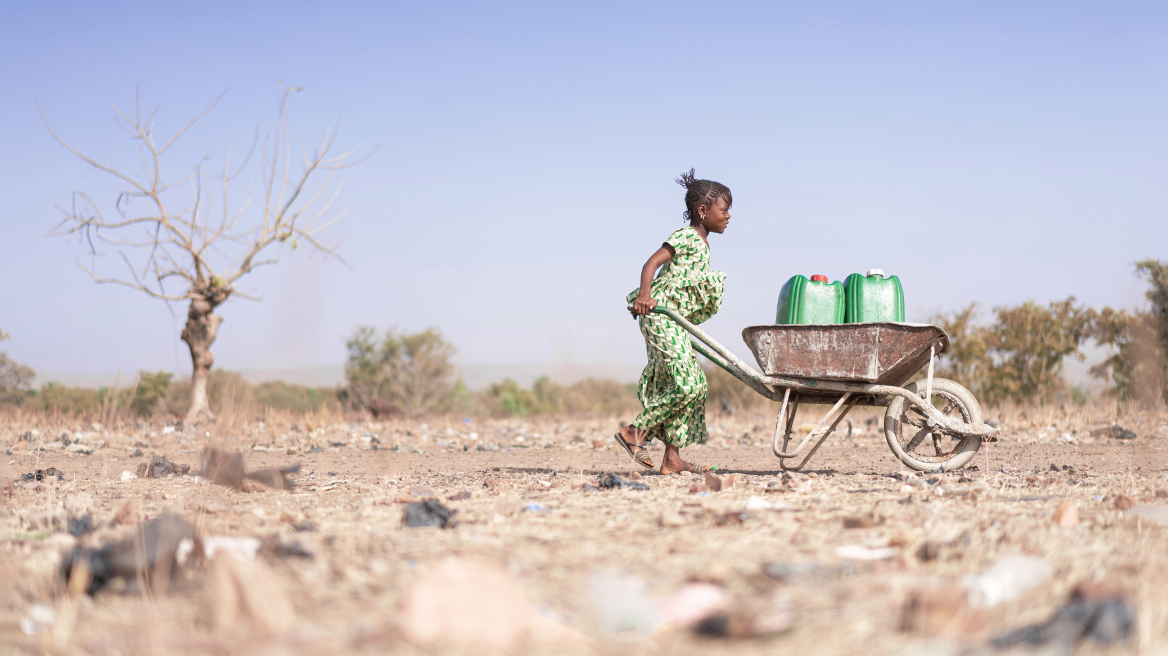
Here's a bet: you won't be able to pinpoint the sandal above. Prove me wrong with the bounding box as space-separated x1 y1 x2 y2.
613 433 655 469
682 462 719 474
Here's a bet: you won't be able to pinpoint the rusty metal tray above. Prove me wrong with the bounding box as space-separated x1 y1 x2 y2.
741 323 950 386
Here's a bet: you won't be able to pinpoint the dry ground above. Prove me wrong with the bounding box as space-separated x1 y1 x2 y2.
2 404 1167 655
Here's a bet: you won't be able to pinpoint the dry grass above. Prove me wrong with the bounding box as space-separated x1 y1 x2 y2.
1 403 1167 655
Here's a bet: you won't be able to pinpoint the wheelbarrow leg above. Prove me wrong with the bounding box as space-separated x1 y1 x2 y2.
776 393 859 471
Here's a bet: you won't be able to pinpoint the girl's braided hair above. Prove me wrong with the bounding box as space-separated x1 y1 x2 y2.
676 169 732 224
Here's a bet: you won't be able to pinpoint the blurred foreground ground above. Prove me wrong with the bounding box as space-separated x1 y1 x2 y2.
2 405 1167 655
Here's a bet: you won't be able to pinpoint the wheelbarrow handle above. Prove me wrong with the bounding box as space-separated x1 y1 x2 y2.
627 304 777 399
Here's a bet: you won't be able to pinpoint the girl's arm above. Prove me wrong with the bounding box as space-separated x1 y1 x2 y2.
632 244 676 315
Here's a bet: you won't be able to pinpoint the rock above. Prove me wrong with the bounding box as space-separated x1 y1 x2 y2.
400 558 582 650
448 490 472 501
688 482 709 494
137 455 190 479
597 472 649 490
68 515 96 537
901 586 984 635
745 496 772 511
1053 500 1080 527
67 443 93 455
1091 425 1137 440
843 516 877 529
660 583 734 627
1124 505 1168 526
659 508 686 528
963 554 1052 609
403 500 456 528
763 560 849 584
394 493 416 504
704 472 735 492
113 500 137 525
992 583 1134 648
208 554 295 637
590 438 607 449
409 485 437 499
1113 495 1136 510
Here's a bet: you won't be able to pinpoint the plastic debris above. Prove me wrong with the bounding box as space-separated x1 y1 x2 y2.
403 500 456 528
963 554 1052 609
597 472 649 490
60 514 201 594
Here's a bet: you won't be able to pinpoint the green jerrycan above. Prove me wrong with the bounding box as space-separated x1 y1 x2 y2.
844 269 905 323
776 275 845 324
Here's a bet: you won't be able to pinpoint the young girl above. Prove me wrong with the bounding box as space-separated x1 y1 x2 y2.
616 169 731 474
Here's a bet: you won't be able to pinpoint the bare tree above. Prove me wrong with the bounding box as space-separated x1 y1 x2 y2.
41 86 369 423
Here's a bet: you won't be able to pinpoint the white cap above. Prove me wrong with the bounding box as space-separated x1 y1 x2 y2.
865 269 885 278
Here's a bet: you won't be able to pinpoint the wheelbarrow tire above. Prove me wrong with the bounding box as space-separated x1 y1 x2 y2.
884 378 983 473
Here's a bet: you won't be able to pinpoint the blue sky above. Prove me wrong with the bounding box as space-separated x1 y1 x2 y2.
1 1 1165 384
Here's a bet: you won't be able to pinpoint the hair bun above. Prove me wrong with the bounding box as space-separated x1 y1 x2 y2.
675 168 697 190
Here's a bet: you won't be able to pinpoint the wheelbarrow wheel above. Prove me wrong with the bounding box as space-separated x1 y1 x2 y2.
884 378 983 473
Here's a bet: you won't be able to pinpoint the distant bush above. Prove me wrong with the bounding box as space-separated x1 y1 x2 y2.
254 381 337 413
477 376 638 417
343 326 459 416
131 371 173 417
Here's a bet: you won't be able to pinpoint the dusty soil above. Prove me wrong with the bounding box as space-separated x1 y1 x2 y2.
2 405 1167 655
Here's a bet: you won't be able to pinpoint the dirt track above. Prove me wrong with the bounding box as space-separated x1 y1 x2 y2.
2 407 1167 655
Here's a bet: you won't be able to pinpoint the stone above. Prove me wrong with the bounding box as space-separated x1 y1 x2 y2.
704 472 735 492
208 554 295 636
1113 495 1135 510
1053 500 1079 527
1124 505 1168 526
659 508 686 528
399 558 581 650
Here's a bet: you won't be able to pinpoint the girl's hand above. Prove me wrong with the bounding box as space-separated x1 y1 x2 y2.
633 293 657 316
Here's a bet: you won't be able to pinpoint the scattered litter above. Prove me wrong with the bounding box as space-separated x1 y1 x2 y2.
597 472 649 490
963 554 1052 609
835 545 897 561
20 468 63 482
201 448 299 490
120 470 136 482
204 536 263 560
60 514 201 595
992 583 1134 648
136 455 190 479
403 500 456 528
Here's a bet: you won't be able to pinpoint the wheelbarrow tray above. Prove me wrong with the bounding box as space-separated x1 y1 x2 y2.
741 322 951 386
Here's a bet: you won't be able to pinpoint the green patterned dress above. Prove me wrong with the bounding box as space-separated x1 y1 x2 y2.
626 226 726 448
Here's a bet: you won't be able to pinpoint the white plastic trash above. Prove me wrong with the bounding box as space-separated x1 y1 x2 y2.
963 554 1052 609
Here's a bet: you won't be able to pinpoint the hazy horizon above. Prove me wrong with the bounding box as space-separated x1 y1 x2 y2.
2 2 1165 385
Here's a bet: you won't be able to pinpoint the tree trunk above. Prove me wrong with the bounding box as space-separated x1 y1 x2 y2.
181 296 223 424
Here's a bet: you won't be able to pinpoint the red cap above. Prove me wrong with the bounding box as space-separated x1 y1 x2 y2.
810 275 828 283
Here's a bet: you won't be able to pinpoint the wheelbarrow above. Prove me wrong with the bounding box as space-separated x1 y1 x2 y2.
632 306 999 472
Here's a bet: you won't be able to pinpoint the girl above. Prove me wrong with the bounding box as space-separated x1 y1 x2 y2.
616 169 731 474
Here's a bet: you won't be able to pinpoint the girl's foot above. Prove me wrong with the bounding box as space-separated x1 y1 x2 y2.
659 442 720 475
614 426 654 469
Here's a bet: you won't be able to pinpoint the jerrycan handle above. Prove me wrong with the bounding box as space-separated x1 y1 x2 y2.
865 269 885 278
